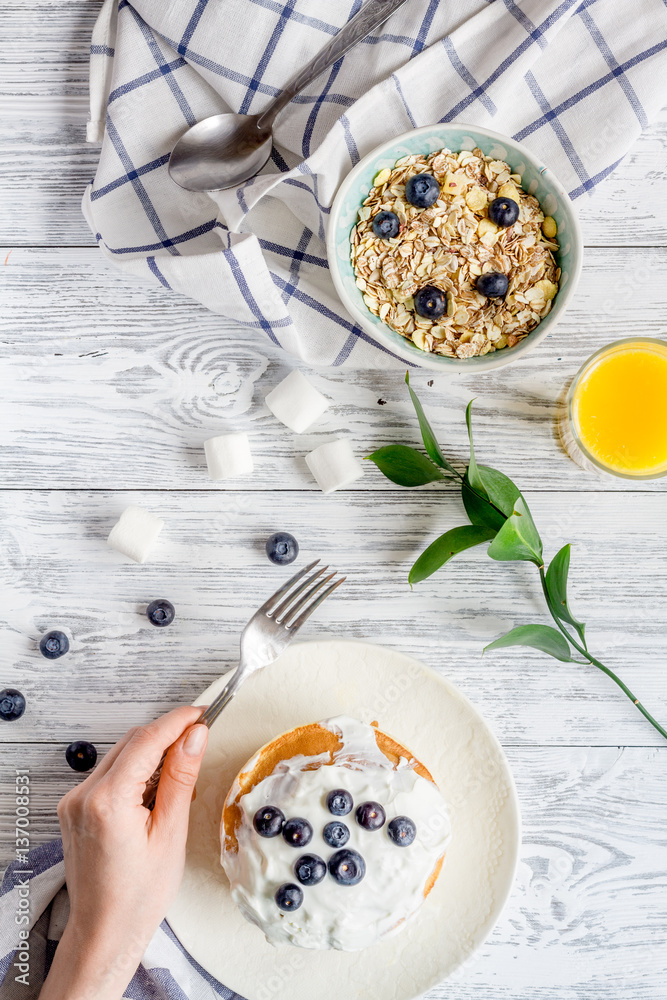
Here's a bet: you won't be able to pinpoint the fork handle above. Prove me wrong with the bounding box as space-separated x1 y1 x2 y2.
199 668 243 727
141 668 243 810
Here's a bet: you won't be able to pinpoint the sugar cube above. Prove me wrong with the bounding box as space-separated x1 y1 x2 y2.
204 432 254 481
265 370 329 434
107 505 164 564
305 439 364 494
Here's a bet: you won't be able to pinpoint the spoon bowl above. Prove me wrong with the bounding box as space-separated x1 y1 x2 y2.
169 113 273 192
167 0 411 192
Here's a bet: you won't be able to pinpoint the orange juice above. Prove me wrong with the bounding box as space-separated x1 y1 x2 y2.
569 339 667 478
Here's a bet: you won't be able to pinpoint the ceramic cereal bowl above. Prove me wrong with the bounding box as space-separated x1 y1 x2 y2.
326 123 584 373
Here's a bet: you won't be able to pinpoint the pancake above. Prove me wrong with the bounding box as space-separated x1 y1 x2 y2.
220 716 451 951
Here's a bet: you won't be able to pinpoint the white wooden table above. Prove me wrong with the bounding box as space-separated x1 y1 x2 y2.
1 3 666 997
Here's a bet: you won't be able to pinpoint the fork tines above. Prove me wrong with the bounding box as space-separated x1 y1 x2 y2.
262 560 345 629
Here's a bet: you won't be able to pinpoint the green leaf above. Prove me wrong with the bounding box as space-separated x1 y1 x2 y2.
477 465 521 518
404 372 459 477
486 496 544 566
366 445 449 487
484 624 575 662
545 544 587 647
462 465 521 531
462 475 506 531
465 400 488 498
409 525 497 585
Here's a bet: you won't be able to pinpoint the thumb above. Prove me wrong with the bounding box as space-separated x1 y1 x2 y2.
151 723 208 835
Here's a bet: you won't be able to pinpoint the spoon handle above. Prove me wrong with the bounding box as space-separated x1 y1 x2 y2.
256 0 412 130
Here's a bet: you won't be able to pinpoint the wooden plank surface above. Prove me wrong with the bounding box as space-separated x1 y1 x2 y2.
0 489 665 747
1 2 666 997
2 245 667 492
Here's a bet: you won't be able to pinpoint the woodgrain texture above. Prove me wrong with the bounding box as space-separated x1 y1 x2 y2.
1 2 666 997
2 246 667 492
0 490 665 747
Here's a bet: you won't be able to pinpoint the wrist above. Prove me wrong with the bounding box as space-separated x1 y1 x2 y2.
40 919 149 1000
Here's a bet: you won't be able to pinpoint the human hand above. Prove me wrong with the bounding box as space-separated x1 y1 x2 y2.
40 706 208 1000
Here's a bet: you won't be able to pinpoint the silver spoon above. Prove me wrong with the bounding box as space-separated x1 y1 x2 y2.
169 0 412 192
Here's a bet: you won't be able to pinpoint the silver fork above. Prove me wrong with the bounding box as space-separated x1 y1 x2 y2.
142 560 345 809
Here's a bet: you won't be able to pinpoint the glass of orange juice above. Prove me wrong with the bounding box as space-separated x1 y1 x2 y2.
567 338 667 479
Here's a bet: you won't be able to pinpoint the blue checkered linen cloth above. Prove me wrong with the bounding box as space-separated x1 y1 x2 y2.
82 0 667 369
0 841 242 999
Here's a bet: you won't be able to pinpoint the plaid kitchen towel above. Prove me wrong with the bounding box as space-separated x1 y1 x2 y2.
83 0 667 368
0 841 241 999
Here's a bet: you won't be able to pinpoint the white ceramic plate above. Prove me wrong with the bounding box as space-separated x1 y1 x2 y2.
167 639 521 1000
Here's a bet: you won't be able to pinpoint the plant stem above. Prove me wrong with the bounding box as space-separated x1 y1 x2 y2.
539 568 667 741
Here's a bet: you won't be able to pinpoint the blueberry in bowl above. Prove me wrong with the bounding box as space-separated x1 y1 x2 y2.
476 272 509 299
414 286 447 320
405 173 440 208
372 210 400 240
489 196 520 228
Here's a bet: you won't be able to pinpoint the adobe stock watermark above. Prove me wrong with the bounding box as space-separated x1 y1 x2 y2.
13 769 32 987
357 660 423 721
255 952 307 1000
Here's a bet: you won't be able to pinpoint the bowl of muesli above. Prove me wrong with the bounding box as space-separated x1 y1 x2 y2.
326 124 583 371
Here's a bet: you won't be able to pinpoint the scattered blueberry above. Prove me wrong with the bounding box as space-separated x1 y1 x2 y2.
39 630 69 660
326 789 353 816
253 805 285 838
65 741 97 772
265 532 299 566
146 599 175 627
328 848 366 886
488 196 520 228
387 816 416 847
355 801 386 831
275 883 303 911
476 272 509 299
405 173 440 209
0 689 26 722
323 821 350 848
294 853 326 886
282 817 313 848
414 286 446 320
372 211 400 240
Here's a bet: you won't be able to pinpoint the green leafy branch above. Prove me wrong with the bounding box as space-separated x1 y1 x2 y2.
367 373 667 741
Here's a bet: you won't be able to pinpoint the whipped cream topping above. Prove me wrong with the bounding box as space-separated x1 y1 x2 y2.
221 716 451 951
